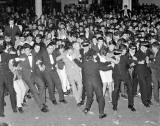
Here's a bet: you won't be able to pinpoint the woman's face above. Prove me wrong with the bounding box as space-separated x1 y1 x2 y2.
47 33 52 39
59 48 64 54
109 44 115 51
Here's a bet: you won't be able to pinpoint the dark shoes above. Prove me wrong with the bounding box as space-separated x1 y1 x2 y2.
4 101 6 106
18 107 24 113
41 106 49 113
83 108 89 114
64 90 71 95
99 113 107 119
144 100 152 108
13 109 17 113
113 106 117 111
77 101 85 107
0 113 5 117
59 99 67 104
121 94 128 100
52 100 58 105
128 105 136 112
148 100 153 106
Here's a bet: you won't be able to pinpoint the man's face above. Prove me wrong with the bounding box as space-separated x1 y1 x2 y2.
141 46 147 53
98 40 104 47
47 45 54 54
9 20 14 26
152 46 158 53
20 37 25 42
34 45 40 53
36 37 41 43
73 43 80 50
25 48 31 55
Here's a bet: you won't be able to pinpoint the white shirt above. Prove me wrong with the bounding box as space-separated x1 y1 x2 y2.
124 9 128 16
49 54 54 65
28 54 32 68
10 25 13 29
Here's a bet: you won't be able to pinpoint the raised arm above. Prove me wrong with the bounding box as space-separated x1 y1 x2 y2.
98 61 113 71
74 59 83 68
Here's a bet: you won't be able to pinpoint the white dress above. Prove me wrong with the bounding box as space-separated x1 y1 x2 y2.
99 55 113 83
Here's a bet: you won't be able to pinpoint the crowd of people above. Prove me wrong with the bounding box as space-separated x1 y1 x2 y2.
0 3 160 119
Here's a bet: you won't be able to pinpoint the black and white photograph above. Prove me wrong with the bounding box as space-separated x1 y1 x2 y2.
0 0 160 126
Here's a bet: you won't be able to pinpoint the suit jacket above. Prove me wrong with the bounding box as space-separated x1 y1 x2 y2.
4 25 21 46
112 54 133 80
0 52 17 75
74 59 112 85
19 53 37 80
149 50 160 77
121 9 132 18
41 50 57 71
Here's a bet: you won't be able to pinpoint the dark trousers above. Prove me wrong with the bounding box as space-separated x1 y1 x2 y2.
85 80 105 114
0 72 17 114
23 73 44 109
137 71 152 105
112 74 134 108
132 70 139 96
82 80 86 101
45 70 64 101
152 72 160 103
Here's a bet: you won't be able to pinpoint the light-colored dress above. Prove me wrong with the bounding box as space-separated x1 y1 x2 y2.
57 50 83 103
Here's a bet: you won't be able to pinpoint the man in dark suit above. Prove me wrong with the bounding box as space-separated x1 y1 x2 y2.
148 42 160 106
19 43 48 113
4 18 21 46
135 42 152 107
74 49 113 119
112 45 136 112
0 45 17 117
41 42 67 105
120 5 132 19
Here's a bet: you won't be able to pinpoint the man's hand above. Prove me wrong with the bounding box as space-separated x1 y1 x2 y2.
36 60 42 65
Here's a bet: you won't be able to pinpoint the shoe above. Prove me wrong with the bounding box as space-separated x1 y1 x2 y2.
0 113 5 117
148 100 153 106
4 101 6 106
128 105 136 112
22 103 27 107
59 99 67 104
121 94 128 100
52 100 58 105
18 107 24 113
144 103 150 108
64 91 69 95
41 106 48 113
99 113 107 119
13 108 17 113
23 98 27 103
83 108 89 114
26 94 31 99
43 104 48 108
113 106 117 111
80 100 85 105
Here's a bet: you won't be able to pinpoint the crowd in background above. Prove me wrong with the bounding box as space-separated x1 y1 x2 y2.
0 3 160 119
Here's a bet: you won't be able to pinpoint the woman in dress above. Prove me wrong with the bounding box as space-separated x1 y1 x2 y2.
98 48 113 102
56 45 70 95
9 47 26 113
56 45 83 106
